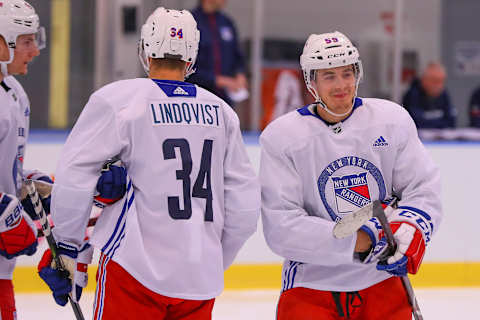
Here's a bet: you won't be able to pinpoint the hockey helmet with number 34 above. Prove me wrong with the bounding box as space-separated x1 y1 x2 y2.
300 31 363 116
0 0 46 76
138 7 200 78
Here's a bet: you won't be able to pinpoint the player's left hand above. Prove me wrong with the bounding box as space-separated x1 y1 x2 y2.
94 159 127 208
0 193 38 259
38 242 93 306
21 170 53 220
375 222 426 276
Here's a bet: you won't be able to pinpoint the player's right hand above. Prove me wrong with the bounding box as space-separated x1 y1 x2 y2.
38 242 93 306
0 193 38 259
94 159 127 208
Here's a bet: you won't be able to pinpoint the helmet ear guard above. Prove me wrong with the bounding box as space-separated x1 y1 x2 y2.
138 7 200 78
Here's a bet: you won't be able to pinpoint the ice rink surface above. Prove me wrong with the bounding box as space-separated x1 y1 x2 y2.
15 288 479 319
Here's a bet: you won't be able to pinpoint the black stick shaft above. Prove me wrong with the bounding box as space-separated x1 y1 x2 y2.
372 200 423 320
25 180 85 320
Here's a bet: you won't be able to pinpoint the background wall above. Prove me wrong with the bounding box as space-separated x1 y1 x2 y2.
442 0 480 127
18 135 480 266
19 0 480 128
21 0 467 129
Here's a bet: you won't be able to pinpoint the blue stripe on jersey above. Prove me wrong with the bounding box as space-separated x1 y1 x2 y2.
152 79 197 97
282 261 292 291
101 180 132 252
96 254 109 320
282 264 289 291
289 263 299 290
111 232 127 258
12 157 17 191
283 261 301 291
105 191 135 258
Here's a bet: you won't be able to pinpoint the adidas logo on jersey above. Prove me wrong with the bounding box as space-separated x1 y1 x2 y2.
173 86 189 95
373 136 388 147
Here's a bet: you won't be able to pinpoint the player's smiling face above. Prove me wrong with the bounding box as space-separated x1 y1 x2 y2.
314 65 356 115
7 34 40 76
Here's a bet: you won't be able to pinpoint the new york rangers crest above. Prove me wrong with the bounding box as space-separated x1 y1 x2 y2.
332 172 371 214
317 156 387 222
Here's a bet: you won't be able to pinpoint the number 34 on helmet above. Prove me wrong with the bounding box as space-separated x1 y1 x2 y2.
138 7 200 78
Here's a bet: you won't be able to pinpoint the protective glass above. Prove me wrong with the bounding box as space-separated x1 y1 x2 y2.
36 26 46 50
15 26 46 52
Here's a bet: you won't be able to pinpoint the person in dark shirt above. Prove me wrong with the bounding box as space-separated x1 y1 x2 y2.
402 62 456 128
469 86 480 127
189 0 248 106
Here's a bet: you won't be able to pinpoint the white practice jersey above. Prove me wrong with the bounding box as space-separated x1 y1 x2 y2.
51 78 260 299
260 98 442 292
0 76 30 279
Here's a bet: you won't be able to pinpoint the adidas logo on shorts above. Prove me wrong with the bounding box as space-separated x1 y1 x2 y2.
373 136 388 147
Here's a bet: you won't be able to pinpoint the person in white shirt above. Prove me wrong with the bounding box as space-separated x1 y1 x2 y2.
39 7 260 320
0 1 46 319
260 31 442 319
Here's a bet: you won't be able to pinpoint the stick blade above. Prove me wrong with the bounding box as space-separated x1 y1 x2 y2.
333 202 374 239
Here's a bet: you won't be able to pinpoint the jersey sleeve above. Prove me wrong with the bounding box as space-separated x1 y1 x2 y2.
51 94 127 249
221 112 260 269
391 111 443 243
260 133 357 265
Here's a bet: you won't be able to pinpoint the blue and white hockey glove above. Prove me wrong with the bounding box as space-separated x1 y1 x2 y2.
21 170 53 220
361 206 432 277
38 242 93 306
0 193 38 259
94 160 127 208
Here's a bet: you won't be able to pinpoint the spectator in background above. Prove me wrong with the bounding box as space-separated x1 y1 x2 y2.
402 62 456 128
469 86 480 127
189 0 248 106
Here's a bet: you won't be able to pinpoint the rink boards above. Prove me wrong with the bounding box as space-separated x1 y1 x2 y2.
12 131 480 291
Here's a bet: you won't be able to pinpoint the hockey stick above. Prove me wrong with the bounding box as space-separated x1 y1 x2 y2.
371 200 424 320
24 180 86 320
36 217 98 238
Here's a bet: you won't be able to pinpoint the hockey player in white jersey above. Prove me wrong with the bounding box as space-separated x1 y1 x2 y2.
0 1 48 319
39 7 260 320
260 31 442 319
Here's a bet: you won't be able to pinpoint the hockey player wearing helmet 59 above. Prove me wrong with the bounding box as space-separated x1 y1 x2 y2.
300 31 363 122
0 1 46 319
260 31 442 319
44 6 259 320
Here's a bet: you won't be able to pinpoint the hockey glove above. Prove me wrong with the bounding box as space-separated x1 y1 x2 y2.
363 207 432 276
38 242 93 306
94 160 127 208
0 193 38 259
375 221 425 276
21 171 53 220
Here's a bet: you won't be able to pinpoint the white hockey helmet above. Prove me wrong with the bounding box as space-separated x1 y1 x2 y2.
0 0 46 76
300 31 363 117
138 7 200 78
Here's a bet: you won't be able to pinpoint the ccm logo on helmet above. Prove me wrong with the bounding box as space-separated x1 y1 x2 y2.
327 53 346 58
